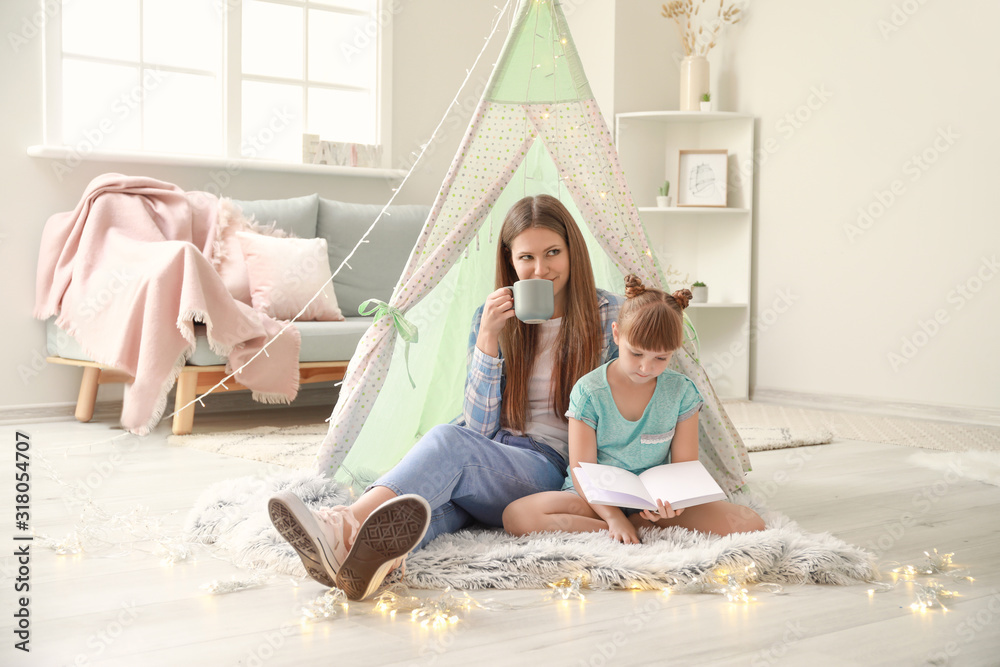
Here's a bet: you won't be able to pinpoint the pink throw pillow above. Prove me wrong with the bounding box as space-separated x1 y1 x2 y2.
236 232 345 321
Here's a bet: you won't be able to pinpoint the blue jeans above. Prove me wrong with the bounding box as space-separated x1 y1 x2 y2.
369 424 567 551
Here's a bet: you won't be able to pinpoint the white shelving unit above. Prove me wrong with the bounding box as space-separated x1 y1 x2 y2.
616 111 754 400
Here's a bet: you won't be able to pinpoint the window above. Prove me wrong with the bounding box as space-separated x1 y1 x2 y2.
45 0 384 165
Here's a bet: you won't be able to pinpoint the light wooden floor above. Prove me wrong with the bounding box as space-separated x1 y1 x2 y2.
3 405 999 667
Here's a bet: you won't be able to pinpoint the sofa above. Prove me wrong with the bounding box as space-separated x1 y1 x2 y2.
45 193 430 435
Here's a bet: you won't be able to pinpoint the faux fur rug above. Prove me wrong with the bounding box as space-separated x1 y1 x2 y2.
906 450 1000 487
184 470 878 591
725 401 1000 453
734 425 833 451
170 423 325 470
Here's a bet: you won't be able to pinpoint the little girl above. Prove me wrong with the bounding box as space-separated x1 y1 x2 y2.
503 275 766 544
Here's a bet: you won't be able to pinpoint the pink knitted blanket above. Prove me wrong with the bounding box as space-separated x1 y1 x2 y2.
34 174 300 435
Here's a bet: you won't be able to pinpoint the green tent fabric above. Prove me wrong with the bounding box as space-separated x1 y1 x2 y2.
316 0 751 494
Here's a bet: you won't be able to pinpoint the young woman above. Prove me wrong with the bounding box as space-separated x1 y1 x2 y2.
268 194 624 600
503 275 766 543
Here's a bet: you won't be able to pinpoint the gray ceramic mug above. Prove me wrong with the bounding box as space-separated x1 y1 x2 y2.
504 279 555 324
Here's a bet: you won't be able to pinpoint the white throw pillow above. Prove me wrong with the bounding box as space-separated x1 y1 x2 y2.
236 232 344 321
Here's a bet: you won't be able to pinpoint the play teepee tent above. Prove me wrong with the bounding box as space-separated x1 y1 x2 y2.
316 0 751 493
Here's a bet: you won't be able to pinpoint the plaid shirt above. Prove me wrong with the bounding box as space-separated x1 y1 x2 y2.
459 288 623 438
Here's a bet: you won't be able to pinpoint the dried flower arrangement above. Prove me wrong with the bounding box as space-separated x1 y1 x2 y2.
661 0 742 57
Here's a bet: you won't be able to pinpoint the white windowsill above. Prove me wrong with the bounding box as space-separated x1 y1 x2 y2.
27 145 408 180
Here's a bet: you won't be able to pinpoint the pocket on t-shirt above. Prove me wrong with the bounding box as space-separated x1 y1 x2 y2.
640 430 675 445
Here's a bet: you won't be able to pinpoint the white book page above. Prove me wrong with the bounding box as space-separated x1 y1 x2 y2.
637 461 726 510
577 462 655 508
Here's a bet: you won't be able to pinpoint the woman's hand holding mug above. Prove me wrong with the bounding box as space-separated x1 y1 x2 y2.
476 287 518 357
476 280 555 358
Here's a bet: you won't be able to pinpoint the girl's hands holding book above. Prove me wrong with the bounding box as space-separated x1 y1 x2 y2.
639 499 684 523
606 515 641 544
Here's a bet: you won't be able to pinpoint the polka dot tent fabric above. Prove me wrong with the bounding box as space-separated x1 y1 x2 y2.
314 0 751 494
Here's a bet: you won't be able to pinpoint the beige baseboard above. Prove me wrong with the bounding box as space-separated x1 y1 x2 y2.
750 387 1000 428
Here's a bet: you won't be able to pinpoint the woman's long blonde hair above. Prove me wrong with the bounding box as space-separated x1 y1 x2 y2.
496 195 602 433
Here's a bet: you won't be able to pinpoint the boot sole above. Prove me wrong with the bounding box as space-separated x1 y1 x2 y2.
267 492 338 588
336 495 430 601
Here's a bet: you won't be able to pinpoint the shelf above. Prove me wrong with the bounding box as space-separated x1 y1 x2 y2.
687 303 748 309
617 109 754 399
639 207 750 214
27 145 408 179
617 111 753 124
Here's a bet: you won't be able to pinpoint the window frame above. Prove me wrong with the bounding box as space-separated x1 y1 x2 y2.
40 0 393 171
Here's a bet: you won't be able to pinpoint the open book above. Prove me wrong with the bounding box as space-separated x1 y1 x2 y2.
573 460 726 511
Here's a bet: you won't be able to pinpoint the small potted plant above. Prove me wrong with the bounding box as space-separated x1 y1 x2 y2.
700 93 712 112
656 180 672 208
691 281 708 303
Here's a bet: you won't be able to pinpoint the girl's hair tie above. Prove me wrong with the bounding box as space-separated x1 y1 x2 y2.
671 289 692 310
624 273 646 299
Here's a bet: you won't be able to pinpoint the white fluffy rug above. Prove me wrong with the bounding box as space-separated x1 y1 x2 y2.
170 423 325 470
725 401 1000 453
184 470 877 591
734 425 833 451
906 450 1000 487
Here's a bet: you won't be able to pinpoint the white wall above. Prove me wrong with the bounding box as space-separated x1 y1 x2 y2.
614 0 1000 415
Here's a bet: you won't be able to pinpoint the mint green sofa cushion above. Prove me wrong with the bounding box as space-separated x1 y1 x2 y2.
47 318 374 367
231 194 320 239
317 199 429 316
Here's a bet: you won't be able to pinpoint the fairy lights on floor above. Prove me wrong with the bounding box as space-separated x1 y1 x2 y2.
868 549 974 613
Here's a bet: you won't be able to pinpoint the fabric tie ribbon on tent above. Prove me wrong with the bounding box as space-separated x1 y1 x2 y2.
358 299 419 388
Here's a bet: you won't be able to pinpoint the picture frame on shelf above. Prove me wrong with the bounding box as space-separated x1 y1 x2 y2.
677 149 728 207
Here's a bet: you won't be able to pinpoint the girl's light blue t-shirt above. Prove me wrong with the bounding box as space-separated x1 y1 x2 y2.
562 361 704 491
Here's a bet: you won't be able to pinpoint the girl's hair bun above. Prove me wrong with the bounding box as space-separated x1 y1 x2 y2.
624 274 647 299
671 288 693 310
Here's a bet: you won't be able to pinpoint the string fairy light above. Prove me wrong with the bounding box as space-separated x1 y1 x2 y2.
866 549 975 612
547 574 587 601
202 570 272 595
910 581 959 613
663 562 783 603
888 549 973 581
165 0 518 425
34 452 196 563
301 588 350 622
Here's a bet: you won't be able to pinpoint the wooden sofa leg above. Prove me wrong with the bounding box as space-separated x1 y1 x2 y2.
172 371 198 436
75 366 101 422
